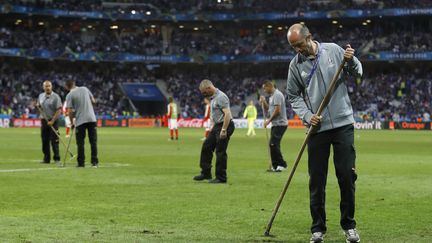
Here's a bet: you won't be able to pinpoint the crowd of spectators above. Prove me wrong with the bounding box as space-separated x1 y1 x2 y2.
2 61 429 123
5 0 432 15
0 24 163 55
1 20 431 57
348 72 432 122
163 66 432 122
174 69 431 123
0 63 143 118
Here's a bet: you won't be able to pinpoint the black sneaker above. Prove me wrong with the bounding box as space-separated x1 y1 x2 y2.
208 178 226 184
76 165 85 168
40 161 50 164
193 174 212 181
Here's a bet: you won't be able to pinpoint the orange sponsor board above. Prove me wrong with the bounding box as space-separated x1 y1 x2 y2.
129 118 156 128
288 119 305 129
400 122 425 130
392 121 430 130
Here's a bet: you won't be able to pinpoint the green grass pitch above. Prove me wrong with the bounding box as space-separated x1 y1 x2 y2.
0 128 431 242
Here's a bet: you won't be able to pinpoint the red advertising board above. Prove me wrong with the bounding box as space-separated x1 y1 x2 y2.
129 118 156 128
12 118 42 128
178 118 205 128
97 119 129 127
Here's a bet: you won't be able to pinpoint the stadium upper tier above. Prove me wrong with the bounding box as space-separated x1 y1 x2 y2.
1 1 432 22
4 0 432 13
1 19 431 62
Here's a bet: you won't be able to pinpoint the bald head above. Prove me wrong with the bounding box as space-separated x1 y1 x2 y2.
43 80 52 94
199 79 216 98
287 23 310 44
199 79 213 89
287 23 316 57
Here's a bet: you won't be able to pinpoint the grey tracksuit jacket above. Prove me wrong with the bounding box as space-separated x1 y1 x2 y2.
286 42 363 133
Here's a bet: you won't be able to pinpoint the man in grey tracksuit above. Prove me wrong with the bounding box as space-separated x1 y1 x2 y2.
65 80 99 168
37 80 62 163
193 79 235 184
286 23 362 243
259 80 288 172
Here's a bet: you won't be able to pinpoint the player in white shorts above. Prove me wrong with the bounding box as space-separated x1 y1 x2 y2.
167 97 179 140
63 102 72 138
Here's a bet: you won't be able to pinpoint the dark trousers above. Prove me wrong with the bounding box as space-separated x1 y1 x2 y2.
75 122 99 166
270 125 288 169
308 124 357 233
41 119 60 162
200 121 235 181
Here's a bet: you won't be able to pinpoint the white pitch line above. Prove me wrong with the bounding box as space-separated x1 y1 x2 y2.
102 163 131 167
0 159 42 163
0 163 130 173
0 167 65 173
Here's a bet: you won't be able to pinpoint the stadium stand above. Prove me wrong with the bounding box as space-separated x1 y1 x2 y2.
0 0 431 124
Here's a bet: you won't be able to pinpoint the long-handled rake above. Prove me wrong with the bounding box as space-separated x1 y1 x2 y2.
261 102 273 171
264 59 347 236
53 128 75 159
63 126 75 167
